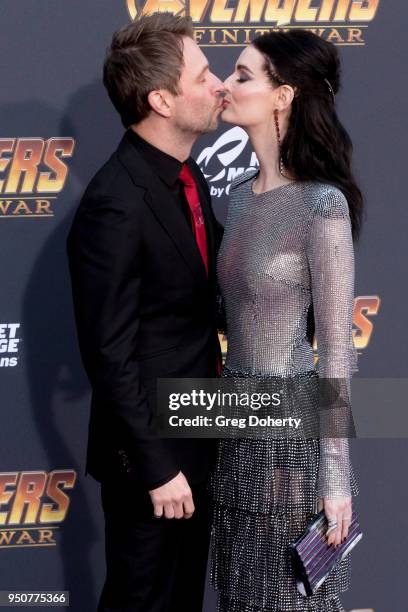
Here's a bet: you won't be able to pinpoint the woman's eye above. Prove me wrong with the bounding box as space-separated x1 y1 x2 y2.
236 75 248 83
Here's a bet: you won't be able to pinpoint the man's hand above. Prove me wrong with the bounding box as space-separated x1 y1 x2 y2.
318 496 352 547
148 471 195 519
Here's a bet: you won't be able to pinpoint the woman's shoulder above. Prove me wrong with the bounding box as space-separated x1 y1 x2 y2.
304 181 350 219
228 167 258 194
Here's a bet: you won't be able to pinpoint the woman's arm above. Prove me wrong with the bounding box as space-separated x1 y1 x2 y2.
306 186 358 545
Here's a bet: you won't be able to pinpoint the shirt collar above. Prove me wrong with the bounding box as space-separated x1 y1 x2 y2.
126 128 185 188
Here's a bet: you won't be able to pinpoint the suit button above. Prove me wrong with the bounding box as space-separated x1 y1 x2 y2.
118 449 129 467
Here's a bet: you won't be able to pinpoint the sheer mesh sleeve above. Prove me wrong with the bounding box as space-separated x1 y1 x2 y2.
306 186 358 499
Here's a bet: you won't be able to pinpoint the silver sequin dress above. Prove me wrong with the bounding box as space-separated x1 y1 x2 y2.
209 169 359 612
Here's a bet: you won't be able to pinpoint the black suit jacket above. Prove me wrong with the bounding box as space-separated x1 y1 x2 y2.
66 130 224 490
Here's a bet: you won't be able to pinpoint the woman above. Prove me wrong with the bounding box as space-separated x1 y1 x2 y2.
209 30 362 612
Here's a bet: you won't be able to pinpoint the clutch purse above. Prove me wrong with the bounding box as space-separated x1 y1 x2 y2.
290 509 363 596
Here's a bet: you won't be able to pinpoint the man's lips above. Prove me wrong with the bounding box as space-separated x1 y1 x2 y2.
214 98 230 112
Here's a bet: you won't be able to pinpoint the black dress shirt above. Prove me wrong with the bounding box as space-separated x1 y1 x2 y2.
127 129 194 231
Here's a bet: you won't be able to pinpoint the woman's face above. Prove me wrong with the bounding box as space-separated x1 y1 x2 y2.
221 45 277 128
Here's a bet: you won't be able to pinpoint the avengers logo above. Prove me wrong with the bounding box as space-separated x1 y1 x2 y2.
0 470 76 548
126 0 380 46
0 138 75 218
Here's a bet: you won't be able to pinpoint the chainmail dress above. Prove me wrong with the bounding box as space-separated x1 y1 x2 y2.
209 169 359 612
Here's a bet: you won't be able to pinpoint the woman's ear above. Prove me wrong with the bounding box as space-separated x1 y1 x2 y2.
275 84 295 112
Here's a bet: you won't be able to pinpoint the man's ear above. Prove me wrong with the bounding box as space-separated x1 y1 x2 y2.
147 90 172 118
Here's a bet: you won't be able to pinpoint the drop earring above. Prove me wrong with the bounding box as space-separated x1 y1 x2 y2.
273 108 285 177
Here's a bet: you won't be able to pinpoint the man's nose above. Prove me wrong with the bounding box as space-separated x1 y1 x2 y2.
212 73 227 96
223 74 233 89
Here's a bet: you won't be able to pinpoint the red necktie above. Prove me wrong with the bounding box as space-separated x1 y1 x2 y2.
179 163 223 376
178 163 209 276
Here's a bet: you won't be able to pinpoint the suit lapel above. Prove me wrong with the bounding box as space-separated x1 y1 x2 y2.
117 132 208 285
144 181 208 284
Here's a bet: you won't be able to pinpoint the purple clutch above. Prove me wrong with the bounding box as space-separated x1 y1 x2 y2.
290 509 363 596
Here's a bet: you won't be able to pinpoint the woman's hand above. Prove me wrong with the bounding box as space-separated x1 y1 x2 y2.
317 496 352 547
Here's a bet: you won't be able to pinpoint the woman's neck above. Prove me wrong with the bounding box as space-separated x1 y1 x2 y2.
246 122 294 194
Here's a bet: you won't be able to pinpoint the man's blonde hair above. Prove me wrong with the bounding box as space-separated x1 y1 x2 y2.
103 12 194 127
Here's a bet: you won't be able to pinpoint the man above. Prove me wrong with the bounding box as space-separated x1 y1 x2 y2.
66 12 225 612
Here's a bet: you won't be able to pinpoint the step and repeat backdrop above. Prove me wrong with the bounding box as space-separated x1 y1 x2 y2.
0 1 406 611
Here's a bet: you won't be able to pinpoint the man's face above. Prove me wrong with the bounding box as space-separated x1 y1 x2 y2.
172 37 225 135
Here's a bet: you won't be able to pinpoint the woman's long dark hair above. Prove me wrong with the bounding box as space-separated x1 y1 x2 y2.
253 30 363 241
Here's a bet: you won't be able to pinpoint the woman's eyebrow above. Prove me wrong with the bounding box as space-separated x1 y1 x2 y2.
236 63 253 74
